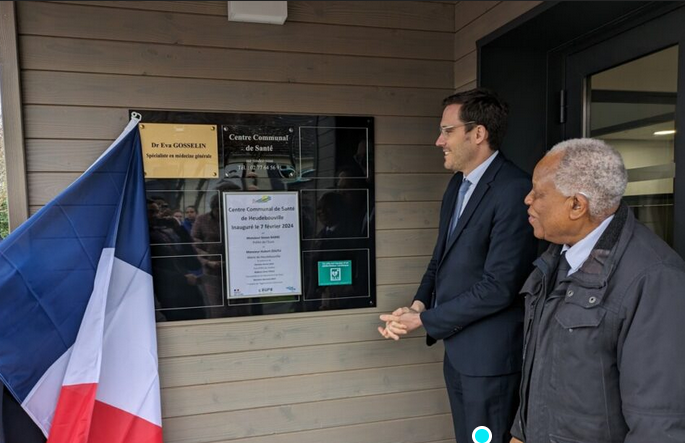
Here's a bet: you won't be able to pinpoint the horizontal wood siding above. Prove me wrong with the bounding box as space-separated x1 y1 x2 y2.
161 363 445 417
21 71 448 116
20 36 453 89
207 416 454 443
16 2 457 442
162 389 450 443
19 2 452 60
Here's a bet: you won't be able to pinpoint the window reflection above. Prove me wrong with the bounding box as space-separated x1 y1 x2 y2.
588 45 678 245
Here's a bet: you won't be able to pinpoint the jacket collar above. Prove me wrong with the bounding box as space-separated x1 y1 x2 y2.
524 202 633 297
571 202 632 286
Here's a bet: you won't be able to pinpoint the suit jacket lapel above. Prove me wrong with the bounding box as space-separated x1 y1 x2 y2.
436 172 463 258
442 154 506 258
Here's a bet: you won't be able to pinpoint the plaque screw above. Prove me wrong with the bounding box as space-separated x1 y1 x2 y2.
211 126 215 131
139 124 145 129
223 127 228 131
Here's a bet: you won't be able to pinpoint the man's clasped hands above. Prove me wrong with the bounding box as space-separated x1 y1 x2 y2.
377 300 426 340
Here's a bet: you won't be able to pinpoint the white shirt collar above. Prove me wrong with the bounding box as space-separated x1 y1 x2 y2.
561 214 615 275
463 150 499 187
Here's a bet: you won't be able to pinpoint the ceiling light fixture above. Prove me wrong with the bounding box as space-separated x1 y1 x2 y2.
653 130 676 136
228 1 287 25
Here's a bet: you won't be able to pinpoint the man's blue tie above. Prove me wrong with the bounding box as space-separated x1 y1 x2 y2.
435 178 471 308
448 178 471 240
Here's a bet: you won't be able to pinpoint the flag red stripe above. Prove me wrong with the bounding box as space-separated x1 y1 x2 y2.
88 399 163 443
47 383 98 443
46 383 162 443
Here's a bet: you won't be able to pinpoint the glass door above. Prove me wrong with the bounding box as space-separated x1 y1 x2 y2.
587 46 677 246
562 5 685 256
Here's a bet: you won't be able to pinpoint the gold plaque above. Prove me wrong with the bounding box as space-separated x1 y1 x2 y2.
139 123 219 178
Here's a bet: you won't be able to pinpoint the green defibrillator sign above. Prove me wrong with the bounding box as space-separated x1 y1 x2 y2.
317 260 353 286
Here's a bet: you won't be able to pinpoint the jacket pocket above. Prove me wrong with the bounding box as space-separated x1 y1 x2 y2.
550 303 609 414
554 303 606 329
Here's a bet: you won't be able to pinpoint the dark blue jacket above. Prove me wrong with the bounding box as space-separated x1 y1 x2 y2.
415 153 537 376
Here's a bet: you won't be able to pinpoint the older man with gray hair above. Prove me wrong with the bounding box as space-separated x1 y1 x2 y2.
510 138 685 443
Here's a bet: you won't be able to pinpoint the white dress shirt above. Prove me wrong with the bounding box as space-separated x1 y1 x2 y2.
561 214 615 276
458 150 499 218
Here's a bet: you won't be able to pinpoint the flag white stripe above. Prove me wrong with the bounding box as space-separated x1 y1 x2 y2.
21 348 71 437
96 257 161 426
62 249 113 386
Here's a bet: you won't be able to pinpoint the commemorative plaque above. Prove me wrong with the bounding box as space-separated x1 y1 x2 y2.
133 110 375 321
223 192 302 298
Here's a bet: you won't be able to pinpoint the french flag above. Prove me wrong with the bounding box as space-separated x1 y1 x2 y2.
0 116 162 443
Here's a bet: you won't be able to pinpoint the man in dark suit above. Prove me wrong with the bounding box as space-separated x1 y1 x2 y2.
379 88 537 443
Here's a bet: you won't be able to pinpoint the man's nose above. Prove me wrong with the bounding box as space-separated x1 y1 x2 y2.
524 191 533 206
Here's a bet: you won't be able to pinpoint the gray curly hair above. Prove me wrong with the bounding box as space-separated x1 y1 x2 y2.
549 138 627 219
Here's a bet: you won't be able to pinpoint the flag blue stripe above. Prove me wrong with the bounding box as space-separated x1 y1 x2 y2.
0 123 150 401
112 129 152 274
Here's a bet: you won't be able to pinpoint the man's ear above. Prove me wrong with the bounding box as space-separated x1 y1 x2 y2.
473 125 488 145
569 193 589 221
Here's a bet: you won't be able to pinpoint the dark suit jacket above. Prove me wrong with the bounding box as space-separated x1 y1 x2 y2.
414 153 537 376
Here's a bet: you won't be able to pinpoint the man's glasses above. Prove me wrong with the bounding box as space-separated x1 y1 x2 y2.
439 121 476 137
